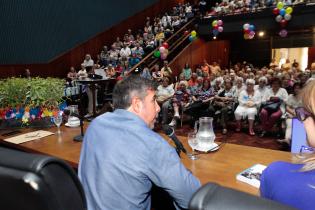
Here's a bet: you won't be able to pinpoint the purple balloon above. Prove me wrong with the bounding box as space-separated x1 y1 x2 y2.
279 29 288 37
218 26 223 33
249 31 255 36
217 20 223 26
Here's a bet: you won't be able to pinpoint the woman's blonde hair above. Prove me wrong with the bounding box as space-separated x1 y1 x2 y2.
299 80 315 171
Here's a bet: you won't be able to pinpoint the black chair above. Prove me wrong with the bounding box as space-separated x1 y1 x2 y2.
0 147 87 210
189 182 296 210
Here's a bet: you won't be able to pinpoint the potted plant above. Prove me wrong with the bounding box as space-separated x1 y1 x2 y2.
0 77 66 128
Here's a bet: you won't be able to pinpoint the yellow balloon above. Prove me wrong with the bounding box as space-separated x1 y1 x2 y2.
212 20 218 27
244 34 249 40
277 2 284 9
191 30 197 37
286 7 293 14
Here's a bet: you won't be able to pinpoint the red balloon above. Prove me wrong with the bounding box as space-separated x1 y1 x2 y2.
213 25 219 30
244 29 250 34
162 42 169 49
184 30 189 35
273 8 279 15
280 19 287 28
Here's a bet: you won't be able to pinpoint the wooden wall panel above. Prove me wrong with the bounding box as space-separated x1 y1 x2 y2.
308 47 315 68
0 0 180 78
169 39 230 77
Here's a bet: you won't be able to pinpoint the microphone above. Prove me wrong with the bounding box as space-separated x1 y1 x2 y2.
162 125 187 156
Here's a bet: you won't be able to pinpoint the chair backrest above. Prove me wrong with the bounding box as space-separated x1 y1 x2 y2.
291 117 308 153
189 182 296 210
0 147 87 210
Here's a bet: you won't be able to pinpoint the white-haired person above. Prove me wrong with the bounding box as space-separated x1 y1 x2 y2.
260 80 315 210
254 76 269 105
233 77 245 102
234 79 261 136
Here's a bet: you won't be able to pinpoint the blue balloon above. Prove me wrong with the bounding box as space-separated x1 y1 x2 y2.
279 8 285 16
249 24 255 31
189 35 194 42
212 29 219 36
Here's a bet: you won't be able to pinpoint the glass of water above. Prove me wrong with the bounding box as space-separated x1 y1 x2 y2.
188 132 198 160
53 113 63 134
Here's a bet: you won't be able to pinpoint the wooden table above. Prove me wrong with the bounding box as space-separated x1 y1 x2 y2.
0 126 294 195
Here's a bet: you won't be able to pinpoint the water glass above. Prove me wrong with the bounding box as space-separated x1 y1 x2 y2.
53 114 63 134
188 132 198 160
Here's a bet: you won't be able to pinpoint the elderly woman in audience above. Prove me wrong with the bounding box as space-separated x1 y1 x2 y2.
254 76 269 102
157 77 175 125
235 79 261 136
259 77 288 137
209 79 235 134
185 79 215 121
212 77 223 94
278 83 302 144
67 66 78 81
233 77 245 101
152 64 162 82
169 81 191 127
161 61 172 78
82 54 94 67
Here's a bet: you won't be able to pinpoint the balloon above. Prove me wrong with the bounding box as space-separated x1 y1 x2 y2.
249 24 255 31
217 20 223 26
249 31 255 36
189 35 194 42
212 20 218 27
286 6 293 14
244 34 249 40
279 29 288 37
153 51 160 57
277 2 284 10
191 30 197 37
159 46 165 53
275 15 283 22
213 25 219 30
284 14 292 21
280 19 287 28
243 23 250 30
161 53 168 60
244 29 250 34
218 26 223 33
273 8 280 15
212 29 219 36
249 34 255 39
184 30 189 35
162 42 169 49
279 8 286 16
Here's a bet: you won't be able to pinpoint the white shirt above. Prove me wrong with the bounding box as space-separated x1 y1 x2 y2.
157 84 175 100
238 90 261 107
120 47 131 58
254 85 269 102
263 88 289 113
82 59 94 67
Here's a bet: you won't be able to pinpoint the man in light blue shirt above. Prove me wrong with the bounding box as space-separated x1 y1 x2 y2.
79 75 201 210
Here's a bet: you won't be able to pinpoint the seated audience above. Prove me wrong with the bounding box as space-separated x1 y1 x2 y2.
259 78 288 137
209 79 235 134
169 81 191 127
140 67 152 80
79 75 200 210
82 54 94 67
182 63 192 80
260 80 315 210
278 83 302 144
152 64 162 82
77 64 88 79
161 61 172 78
67 66 78 81
234 79 261 136
233 77 245 101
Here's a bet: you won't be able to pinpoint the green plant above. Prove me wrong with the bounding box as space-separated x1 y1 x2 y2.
0 77 65 109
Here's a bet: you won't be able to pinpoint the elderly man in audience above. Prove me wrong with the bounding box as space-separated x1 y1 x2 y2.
233 77 245 101
209 79 235 134
169 81 191 127
254 76 269 102
82 54 94 67
259 78 288 137
109 44 120 65
235 79 261 136
78 64 88 79
161 61 172 78
158 77 175 124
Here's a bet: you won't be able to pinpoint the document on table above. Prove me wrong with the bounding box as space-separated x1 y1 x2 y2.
3 130 54 144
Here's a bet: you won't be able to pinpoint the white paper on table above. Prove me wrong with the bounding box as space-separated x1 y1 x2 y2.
3 130 54 144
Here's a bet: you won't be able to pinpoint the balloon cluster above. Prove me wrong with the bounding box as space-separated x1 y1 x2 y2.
273 2 293 37
154 42 169 60
211 19 224 38
243 23 255 40
189 30 197 42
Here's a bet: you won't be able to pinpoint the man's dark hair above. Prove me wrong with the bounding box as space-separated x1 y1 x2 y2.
113 75 158 109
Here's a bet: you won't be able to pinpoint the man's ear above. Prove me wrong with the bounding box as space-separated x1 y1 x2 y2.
130 97 142 114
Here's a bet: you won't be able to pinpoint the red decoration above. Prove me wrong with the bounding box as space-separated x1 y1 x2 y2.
244 29 250 34
184 30 189 35
280 19 287 28
162 42 169 49
273 8 279 15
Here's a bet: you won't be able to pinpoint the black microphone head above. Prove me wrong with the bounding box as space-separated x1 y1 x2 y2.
162 125 174 136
